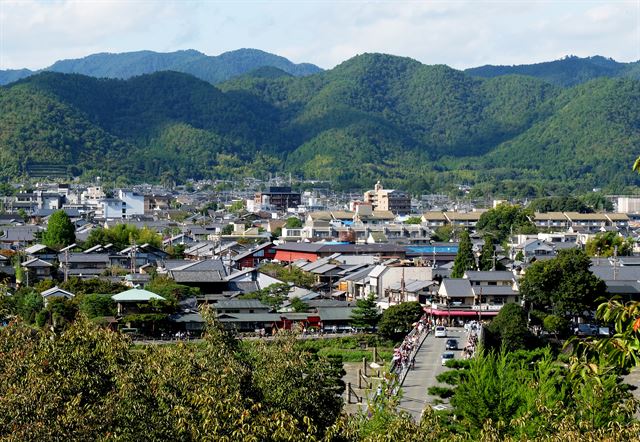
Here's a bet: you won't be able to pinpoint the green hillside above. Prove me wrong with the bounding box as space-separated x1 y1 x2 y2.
0 49 322 86
2 53 640 195
466 55 640 87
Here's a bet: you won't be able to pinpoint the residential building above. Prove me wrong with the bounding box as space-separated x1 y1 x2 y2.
254 186 301 211
363 181 411 215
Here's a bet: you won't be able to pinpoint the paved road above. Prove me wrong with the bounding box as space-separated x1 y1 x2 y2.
397 327 466 421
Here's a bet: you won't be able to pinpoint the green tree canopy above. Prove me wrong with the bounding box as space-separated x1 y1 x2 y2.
585 231 633 257
404 216 422 225
84 224 161 250
478 236 495 271
519 248 607 320
476 204 536 242
486 303 532 351
350 294 381 329
528 196 591 213
42 210 75 249
285 217 303 228
378 301 423 340
451 230 476 278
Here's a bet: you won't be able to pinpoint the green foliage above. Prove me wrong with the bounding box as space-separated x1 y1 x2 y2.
221 224 234 235
579 192 614 212
435 369 465 385
290 297 309 312
377 301 423 340
5 58 640 194
478 236 496 271
404 216 422 225
542 314 570 338
145 275 199 301
42 210 75 249
451 230 476 278
585 231 633 257
285 217 303 228
350 294 381 329
486 303 532 351
84 224 161 250
427 386 455 398
78 294 116 318
528 196 590 213
476 204 536 243
260 263 316 288
520 248 607 320
59 276 128 296
431 225 455 242
466 55 640 87
239 283 291 310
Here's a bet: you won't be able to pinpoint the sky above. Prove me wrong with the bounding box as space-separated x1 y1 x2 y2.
1 0 639 71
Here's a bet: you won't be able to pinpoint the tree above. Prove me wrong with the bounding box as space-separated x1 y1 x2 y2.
585 231 633 257
579 192 613 212
451 230 476 278
290 297 309 312
478 236 496 271
378 302 423 340
221 224 234 235
431 225 455 242
78 294 116 319
519 248 607 320
42 210 75 249
486 303 531 351
476 204 536 243
285 217 303 229
350 294 380 329
543 314 569 339
404 216 422 225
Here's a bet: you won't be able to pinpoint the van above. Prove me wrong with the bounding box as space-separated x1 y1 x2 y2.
434 326 447 338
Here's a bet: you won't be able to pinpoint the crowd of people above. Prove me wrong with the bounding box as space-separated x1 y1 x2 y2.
462 321 481 358
391 316 430 373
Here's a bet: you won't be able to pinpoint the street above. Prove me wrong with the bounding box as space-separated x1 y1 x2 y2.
397 327 466 421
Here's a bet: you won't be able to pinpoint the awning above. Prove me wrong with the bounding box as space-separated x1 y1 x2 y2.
424 307 499 317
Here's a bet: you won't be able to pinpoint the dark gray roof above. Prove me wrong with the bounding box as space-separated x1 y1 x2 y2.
217 313 281 323
214 299 270 310
465 271 515 282
440 279 473 297
172 271 226 283
591 265 640 282
61 253 111 263
317 307 356 321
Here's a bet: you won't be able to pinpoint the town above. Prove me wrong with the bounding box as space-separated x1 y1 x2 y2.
1 179 637 336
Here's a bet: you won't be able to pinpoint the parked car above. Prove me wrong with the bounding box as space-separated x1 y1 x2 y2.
441 352 455 366
445 339 458 350
574 323 598 337
434 326 447 338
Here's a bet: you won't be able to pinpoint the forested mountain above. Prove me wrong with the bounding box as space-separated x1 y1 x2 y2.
2 52 640 196
466 55 640 87
0 49 322 86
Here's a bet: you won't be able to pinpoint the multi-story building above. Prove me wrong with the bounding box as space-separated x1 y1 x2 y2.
363 181 411 215
254 186 301 211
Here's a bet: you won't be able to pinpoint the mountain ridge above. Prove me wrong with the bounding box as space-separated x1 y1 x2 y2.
2 52 639 196
0 48 322 86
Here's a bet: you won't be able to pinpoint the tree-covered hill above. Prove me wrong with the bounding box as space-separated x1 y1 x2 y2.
2 53 640 195
466 55 640 87
0 48 322 86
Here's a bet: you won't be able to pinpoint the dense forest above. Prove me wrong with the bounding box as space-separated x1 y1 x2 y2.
0 48 321 86
2 52 640 195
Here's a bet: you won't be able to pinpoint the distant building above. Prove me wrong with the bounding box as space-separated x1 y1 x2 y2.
254 186 301 211
363 181 410 215
618 197 640 214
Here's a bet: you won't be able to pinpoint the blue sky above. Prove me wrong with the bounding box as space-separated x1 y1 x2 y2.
1 0 639 70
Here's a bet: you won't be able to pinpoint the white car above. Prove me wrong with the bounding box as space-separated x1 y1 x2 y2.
441 352 455 366
434 326 447 338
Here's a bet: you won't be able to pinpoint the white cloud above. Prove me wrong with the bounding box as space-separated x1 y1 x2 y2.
1 0 638 70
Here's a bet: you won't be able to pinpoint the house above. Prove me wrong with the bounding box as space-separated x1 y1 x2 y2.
24 244 58 263
363 181 411 215
21 258 53 281
59 253 110 278
168 259 229 293
425 279 501 324
112 288 166 316
40 286 75 305
233 242 277 269
512 239 556 262
213 299 271 314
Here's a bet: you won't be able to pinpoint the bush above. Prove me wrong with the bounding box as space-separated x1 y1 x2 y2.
436 369 465 385
445 359 471 369
428 386 455 398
